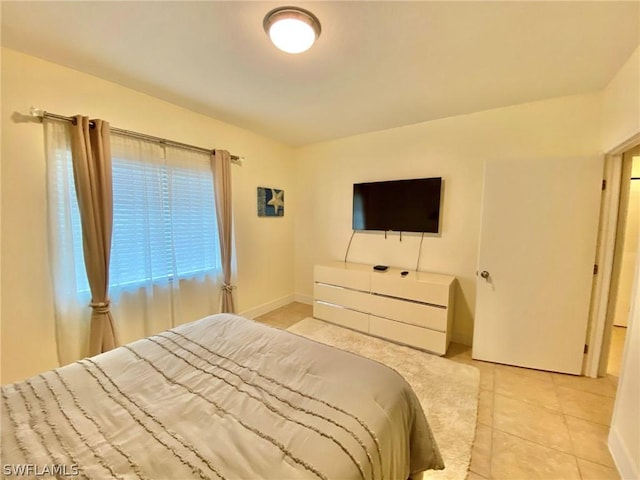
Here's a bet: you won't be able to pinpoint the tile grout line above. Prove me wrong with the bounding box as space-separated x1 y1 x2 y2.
556 382 618 400
490 425 575 458
553 374 585 480
487 375 495 480
492 391 565 416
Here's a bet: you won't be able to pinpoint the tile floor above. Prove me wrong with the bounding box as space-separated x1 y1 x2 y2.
255 301 314 329
255 302 622 480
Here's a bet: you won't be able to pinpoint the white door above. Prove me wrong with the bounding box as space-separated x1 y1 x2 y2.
472 157 603 374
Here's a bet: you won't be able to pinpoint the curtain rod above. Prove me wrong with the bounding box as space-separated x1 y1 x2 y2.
30 107 243 165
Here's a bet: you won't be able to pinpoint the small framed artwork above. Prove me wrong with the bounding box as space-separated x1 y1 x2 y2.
257 187 284 217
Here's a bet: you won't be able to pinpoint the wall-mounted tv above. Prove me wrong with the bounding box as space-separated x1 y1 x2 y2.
352 177 442 233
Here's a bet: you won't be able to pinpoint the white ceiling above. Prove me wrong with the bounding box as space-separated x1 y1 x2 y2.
2 1 638 146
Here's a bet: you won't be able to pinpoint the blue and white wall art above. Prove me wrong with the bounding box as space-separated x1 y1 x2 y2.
257 187 284 217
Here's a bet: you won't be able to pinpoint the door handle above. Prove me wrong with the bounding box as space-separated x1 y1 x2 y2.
479 270 490 280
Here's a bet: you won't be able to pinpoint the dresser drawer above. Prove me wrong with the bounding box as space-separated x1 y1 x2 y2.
369 315 447 354
371 274 450 306
315 264 370 291
313 301 369 333
314 283 371 313
368 294 447 331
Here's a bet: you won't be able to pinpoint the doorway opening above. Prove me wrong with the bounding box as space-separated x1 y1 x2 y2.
603 147 640 377
586 139 640 378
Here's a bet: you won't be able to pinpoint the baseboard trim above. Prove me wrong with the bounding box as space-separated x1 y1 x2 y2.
239 294 295 319
609 424 638 479
294 293 313 305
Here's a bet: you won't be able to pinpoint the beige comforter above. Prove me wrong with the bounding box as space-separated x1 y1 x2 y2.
1 314 443 479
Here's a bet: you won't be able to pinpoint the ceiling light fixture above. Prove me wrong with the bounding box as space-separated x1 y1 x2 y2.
263 6 321 54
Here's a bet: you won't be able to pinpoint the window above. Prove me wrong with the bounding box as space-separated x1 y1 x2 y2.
46 120 228 363
54 133 221 294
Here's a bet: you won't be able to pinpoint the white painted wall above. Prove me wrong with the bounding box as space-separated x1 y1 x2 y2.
602 46 640 151
602 45 640 480
0 48 296 384
293 93 602 345
609 255 640 479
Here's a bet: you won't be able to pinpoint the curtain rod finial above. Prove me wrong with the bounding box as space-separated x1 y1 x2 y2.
30 106 43 118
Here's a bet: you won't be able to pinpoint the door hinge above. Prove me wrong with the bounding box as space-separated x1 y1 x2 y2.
593 264 599 275
602 179 607 191
584 344 589 354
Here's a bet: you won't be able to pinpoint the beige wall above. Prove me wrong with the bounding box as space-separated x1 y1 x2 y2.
602 46 640 151
0 48 296 384
293 93 602 345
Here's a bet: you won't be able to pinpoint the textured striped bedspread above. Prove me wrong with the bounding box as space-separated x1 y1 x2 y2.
1 314 444 479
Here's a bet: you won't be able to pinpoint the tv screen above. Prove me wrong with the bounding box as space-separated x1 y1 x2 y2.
352 177 442 233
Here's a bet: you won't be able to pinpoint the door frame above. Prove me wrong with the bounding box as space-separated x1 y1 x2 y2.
585 132 640 378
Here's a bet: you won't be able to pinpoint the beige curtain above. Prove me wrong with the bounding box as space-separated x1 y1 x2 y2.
70 115 119 355
211 150 236 313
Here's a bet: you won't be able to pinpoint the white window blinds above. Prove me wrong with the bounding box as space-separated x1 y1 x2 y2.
59 133 221 293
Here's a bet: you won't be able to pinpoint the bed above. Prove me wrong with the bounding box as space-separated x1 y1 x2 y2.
1 314 444 479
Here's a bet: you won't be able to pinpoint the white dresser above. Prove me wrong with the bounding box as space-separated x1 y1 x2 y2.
313 261 455 355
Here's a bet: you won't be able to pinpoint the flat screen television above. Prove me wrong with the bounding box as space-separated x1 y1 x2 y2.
352 177 442 233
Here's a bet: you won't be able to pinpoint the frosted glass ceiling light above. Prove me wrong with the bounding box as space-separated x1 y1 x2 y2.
263 6 321 54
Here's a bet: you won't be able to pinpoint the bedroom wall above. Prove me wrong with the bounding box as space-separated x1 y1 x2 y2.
292 93 602 345
0 48 296 384
602 46 640 150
